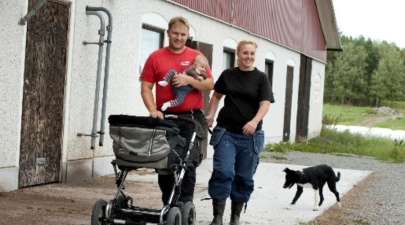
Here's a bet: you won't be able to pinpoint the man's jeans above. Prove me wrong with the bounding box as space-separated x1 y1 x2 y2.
208 127 265 202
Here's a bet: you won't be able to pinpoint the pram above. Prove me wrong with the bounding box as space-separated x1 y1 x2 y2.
91 114 202 225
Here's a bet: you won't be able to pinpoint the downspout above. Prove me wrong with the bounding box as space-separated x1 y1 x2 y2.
85 6 113 147
81 10 105 150
18 0 47 25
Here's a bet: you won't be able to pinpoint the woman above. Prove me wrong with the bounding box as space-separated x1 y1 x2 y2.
206 40 274 225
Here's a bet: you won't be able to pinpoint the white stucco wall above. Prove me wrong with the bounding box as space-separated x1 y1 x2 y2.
308 60 326 139
66 0 307 159
0 0 327 190
0 0 27 189
258 47 301 143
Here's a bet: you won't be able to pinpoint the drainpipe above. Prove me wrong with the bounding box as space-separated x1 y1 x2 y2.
85 6 113 147
18 0 47 25
80 10 105 149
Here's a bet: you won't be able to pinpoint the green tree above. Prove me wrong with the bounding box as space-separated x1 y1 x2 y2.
325 35 405 106
370 42 405 105
325 41 368 104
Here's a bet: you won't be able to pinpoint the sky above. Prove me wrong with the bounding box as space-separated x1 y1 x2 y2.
332 0 405 49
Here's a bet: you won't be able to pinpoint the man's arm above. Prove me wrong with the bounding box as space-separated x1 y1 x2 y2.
141 81 164 119
172 74 214 91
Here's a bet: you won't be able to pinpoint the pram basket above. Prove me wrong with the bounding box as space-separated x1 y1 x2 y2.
90 114 200 225
109 115 187 169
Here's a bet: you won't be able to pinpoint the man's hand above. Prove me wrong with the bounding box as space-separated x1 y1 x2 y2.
206 114 215 128
150 110 164 119
172 72 192 87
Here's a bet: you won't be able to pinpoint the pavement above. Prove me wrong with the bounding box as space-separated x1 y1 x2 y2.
127 147 371 225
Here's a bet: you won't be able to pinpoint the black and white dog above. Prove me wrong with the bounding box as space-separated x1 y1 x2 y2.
283 164 341 210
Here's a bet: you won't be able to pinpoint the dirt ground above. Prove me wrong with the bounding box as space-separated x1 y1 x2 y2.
0 172 372 225
0 160 383 225
0 175 163 225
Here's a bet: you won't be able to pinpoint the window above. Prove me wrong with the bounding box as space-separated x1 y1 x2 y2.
139 24 164 72
265 59 274 89
223 47 235 70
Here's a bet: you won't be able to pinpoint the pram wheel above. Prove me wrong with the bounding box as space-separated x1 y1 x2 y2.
91 199 108 225
166 206 182 225
181 201 196 225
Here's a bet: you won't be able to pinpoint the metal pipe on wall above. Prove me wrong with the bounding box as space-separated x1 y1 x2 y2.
82 10 105 149
18 0 48 25
85 6 113 147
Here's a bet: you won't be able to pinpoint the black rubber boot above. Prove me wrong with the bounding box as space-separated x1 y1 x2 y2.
229 201 244 225
210 200 226 225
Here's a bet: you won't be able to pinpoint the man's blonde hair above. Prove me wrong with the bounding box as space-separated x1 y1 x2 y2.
236 40 258 53
168 16 190 31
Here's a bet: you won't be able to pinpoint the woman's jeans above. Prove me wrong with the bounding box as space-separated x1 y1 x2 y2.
208 127 265 202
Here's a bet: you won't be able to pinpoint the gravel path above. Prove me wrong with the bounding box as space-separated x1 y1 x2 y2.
265 151 405 225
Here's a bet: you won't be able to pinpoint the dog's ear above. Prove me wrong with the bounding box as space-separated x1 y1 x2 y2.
283 168 289 173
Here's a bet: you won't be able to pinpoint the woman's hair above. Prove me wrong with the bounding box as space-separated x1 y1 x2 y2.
168 16 190 31
236 40 258 54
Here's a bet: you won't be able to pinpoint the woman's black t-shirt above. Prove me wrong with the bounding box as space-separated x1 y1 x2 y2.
214 67 275 134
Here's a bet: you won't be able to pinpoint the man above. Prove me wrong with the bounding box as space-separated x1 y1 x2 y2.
140 16 214 204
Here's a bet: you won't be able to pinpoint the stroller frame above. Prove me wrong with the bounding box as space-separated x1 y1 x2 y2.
91 115 199 225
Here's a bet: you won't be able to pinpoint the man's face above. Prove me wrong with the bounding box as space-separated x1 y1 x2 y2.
167 22 189 52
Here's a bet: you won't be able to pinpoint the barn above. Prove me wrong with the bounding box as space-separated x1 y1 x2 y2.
0 0 340 191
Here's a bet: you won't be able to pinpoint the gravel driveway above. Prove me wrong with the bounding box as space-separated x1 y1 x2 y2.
0 151 403 225
265 151 405 225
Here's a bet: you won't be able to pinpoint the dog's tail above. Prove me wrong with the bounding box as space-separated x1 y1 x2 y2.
335 172 341 182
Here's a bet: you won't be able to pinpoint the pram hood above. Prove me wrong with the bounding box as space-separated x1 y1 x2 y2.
108 115 187 169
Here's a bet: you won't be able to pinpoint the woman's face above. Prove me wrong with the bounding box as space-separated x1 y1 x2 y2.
237 44 256 70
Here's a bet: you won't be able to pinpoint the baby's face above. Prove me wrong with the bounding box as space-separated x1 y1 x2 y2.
194 62 206 74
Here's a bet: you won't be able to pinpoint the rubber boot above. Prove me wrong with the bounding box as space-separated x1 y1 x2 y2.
229 201 244 225
210 200 226 225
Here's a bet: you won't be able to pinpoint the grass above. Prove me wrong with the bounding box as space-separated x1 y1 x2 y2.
323 103 375 125
375 117 405 129
381 100 405 113
265 128 405 163
323 102 405 130
376 100 405 129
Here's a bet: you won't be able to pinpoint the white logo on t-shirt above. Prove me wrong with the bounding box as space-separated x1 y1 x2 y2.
180 61 191 66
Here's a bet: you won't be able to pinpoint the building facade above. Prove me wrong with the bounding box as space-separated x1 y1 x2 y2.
0 0 340 191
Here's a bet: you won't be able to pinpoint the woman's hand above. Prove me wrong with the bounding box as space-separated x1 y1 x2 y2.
242 120 258 136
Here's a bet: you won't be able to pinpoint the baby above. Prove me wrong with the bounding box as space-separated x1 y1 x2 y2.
158 55 209 111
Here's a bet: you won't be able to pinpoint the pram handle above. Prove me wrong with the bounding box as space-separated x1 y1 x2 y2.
164 114 200 130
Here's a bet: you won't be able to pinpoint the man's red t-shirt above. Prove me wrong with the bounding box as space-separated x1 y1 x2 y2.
141 47 212 113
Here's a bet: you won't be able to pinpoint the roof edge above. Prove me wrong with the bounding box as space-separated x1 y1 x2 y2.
315 0 342 50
